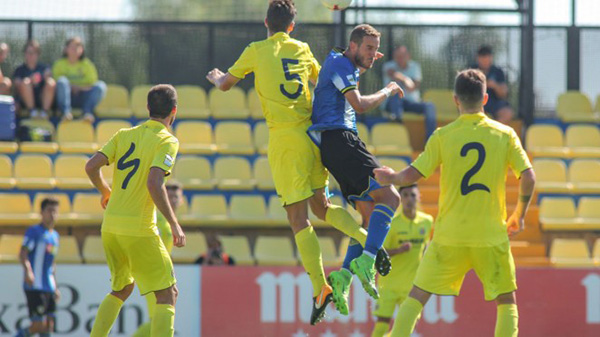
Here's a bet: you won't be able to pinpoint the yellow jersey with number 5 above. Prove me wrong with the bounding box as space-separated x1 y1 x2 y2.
228 32 320 130
99 120 179 237
411 112 531 247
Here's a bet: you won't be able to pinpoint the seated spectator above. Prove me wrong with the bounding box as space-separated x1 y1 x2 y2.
473 45 513 124
196 237 235 266
13 40 56 119
53 37 106 123
383 45 436 139
0 42 12 95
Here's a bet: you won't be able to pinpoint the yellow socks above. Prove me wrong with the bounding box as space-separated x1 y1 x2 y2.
325 204 368 246
151 304 175 337
294 226 327 297
495 304 519 337
132 323 151 337
389 297 423 337
371 321 390 337
90 294 123 337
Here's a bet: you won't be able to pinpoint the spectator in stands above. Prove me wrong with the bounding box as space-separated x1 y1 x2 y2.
0 42 13 95
473 45 513 125
196 236 235 266
13 40 56 119
53 37 106 123
383 45 436 139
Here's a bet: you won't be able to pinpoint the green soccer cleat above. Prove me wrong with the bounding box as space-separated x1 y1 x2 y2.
327 269 353 315
350 253 379 299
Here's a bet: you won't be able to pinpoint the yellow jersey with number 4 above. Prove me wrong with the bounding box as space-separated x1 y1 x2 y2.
411 112 531 247
228 32 320 130
99 120 179 237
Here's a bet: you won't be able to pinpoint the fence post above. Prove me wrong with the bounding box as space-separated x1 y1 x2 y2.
519 0 535 126
566 0 580 91
27 20 33 40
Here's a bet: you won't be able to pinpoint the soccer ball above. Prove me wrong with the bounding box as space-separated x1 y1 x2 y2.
321 0 353 11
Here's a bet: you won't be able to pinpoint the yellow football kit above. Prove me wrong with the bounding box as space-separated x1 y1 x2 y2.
99 120 179 295
374 211 433 318
410 112 531 300
228 32 327 206
156 211 173 254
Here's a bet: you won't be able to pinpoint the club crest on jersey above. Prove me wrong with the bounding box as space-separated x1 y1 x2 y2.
164 154 174 167
347 75 357 85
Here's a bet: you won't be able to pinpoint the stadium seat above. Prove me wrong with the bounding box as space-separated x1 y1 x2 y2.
55 155 94 189
0 141 18 154
248 87 264 119
532 159 571 193
175 121 216 154
356 123 374 152
371 123 412 156
267 195 288 226
214 122 255 155
565 125 600 158
525 124 569 158
219 235 254 265
209 87 250 119
0 194 37 226
57 120 98 154
19 119 58 154
96 84 132 118
172 156 215 190
556 91 598 122
229 195 268 226
96 120 132 145
539 197 578 230
171 232 207 263
32 193 72 223
214 157 255 190
14 154 55 189
577 198 600 230
55 236 82 264
175 85 210 118
378 157 409 173
131 85 153 118
254 236 297 266
0 235 23 263
253 122 269 155
0 155 15 189
69 193 104 226
423 89 458 121
593 239 600 265
318 236 340 267
82 236 106 263
569 159 600 193
181 195 228 226
254 157 275 191
550 238 593 267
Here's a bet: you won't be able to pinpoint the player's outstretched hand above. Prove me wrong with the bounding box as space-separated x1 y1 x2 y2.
507 212 525 237
385 82 405 99
206 68 224 85
374 166 396 186
172 223 186 248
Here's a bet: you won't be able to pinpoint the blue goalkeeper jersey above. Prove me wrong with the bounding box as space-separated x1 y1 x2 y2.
22 224 59 293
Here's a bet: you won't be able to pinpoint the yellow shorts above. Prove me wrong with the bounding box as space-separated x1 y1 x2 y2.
268 127 328 206
373 288 406 318
102 231 176 295
414 240 517 301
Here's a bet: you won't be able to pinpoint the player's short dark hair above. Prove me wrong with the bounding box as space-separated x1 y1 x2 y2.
41 197 59 212
398 184 418 193
147 84 177 119
266 0 296 33
454 69 487 109
166 180 183 191
350 24 381 46
477 45 493 56
23 40 41 54
62 36 85 60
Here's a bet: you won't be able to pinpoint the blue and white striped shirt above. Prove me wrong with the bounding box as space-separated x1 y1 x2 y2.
22 224 59 293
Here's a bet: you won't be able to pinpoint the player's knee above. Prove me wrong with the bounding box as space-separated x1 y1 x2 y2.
155 285 178 305
309 199 329 221
495 292 516 305
285 204 310 233
112 283 134 301
380 187 400 211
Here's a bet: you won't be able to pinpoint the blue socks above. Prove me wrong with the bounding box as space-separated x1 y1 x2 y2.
15 328 31 337
342 238 364 271
364 204 394 256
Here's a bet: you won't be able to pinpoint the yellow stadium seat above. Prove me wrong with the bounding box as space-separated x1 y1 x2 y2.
371 123 412 156
578 198 600 230
215 122 255 155
0 141 18 154
171 232 207 263
219 235 255 265
556 91 598 122
267 195 288 226
56 236 82 263
569 159 600 193
68 193 104 226
255 236 297 266
525 124 569 158
209 87 249 119
318 236 340 267
175 121 216 155
172 156 215 190
532 159 571 193
423 89 458 121
82 236 106 263
14 154 55 189
214 157 255 190
248 87 264 119
253 122 269 155
229 195 268 226
550 238 593 267
539 197 578 230
254 157 275 191
96 84 132 118
565 125 600 158
57 120 98 154
96 120 132 145
175 85 210 118
19 119 58 154
593 239 600 265
379 157 409 173
0 194 37 226
32 193 71 224
131 85 153 118
0 155 15 189
181 195 228 226
0 234 23 263
55 155 93 189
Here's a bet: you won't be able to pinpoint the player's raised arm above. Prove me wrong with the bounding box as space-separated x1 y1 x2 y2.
85 152 112 209
206 68 241 91
344 82 403 114
374 165 423 188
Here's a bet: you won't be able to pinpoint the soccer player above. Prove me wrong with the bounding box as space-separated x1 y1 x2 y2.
309 24 403 311
205 0 386 325
16 198 61 337
85 84 186 337
374 69 536 337
371 185 433 337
